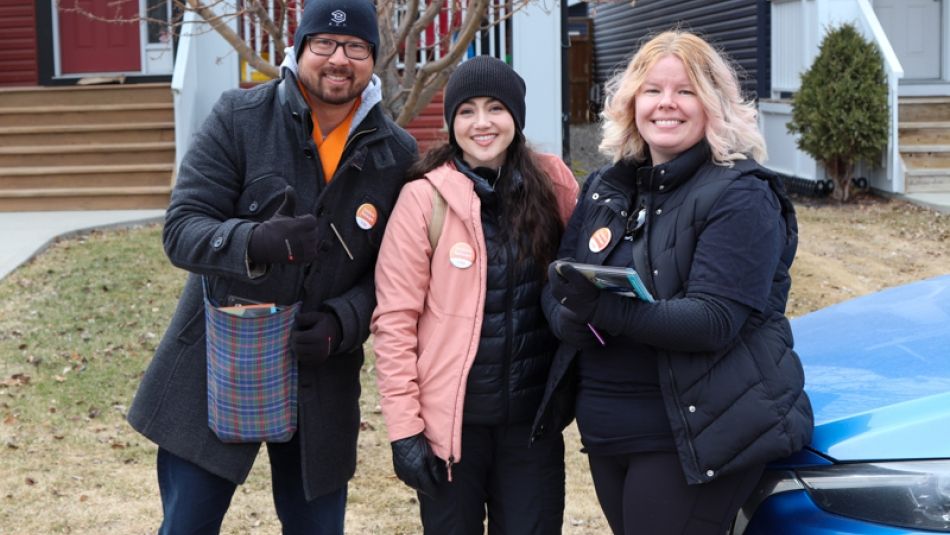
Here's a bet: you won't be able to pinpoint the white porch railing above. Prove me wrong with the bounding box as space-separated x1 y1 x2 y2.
764 0 904 193
173 1 561 160
239 0 515 84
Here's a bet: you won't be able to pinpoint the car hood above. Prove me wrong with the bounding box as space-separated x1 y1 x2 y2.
791 275 950 461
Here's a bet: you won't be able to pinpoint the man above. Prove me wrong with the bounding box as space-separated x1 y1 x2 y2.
127 0 417 532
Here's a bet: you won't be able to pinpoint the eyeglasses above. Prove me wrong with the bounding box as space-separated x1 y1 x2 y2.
307 37 372 60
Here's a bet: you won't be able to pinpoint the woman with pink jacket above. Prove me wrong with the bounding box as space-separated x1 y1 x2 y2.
371 56 579 534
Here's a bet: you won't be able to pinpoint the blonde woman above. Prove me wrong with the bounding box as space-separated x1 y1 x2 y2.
532 31 813 534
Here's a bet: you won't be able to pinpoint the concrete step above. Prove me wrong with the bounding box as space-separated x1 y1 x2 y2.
0 186 171 212
0 142 175 167
905 168 950 193
0 83 171 108
0 122 175 145
0 163 174 190
899 97 950 122
0 103 173 127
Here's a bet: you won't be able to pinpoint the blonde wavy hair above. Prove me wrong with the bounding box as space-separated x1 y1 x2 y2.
599 31 767 165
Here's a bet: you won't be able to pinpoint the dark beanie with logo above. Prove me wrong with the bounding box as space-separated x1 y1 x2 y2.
443 56 527 142
293 0 379 61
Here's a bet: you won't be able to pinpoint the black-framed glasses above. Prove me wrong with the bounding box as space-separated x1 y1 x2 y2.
307 37 372 60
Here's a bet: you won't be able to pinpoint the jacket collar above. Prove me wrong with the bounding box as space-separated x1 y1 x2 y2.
635 140 711 194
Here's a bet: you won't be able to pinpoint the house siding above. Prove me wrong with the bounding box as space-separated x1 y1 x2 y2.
591 0 768 103
0 0 39 86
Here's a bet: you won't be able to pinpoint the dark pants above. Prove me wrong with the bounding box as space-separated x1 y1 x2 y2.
588 451 763 535
156 434 346 535
418 422 565 535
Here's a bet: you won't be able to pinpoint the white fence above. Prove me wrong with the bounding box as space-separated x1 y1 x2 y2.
765 0 904 192
239 0 515 83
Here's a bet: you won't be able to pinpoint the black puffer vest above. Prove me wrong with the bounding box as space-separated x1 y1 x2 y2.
457 161 558 426
533 142 813 483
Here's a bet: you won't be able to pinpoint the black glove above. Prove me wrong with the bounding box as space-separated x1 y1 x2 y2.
391 433 443 497
552 305 602 350
548 260 602 321
247 187 318 265
291 311 342 365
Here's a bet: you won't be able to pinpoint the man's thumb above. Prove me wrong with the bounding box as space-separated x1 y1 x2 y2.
276 187 297 217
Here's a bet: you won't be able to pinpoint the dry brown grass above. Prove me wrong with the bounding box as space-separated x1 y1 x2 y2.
0 193 947 534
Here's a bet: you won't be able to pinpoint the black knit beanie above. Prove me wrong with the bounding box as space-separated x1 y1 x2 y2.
443 56 526 141
293 0 379 62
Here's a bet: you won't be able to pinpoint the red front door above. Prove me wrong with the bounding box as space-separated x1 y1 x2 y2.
58 0 141 74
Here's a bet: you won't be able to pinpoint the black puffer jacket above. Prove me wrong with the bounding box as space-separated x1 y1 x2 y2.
458 162 557 426
533 142 813 484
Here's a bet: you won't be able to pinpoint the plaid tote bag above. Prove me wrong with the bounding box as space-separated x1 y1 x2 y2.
203 285 300 443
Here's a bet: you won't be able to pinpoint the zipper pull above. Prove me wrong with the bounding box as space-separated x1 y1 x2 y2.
446 456 455 482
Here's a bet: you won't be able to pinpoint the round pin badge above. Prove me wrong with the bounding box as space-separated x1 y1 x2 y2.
355 203 378 230
449 242 475 269
589 227 612 253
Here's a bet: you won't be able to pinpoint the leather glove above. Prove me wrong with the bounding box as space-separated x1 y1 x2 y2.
247 187 318 265
291 311 342 365
391 433 443 497
548 260 602 321
552 305 603 350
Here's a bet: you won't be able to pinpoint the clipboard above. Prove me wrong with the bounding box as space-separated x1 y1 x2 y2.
554 260 655 302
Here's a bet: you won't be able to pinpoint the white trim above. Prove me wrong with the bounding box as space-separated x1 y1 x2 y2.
51 0 61 77
944 0 950 82
899 81 950 97
139 0 148 72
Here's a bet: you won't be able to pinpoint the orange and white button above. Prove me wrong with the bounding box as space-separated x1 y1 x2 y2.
355 203 378 230
449 242 475 269
589 227 612 253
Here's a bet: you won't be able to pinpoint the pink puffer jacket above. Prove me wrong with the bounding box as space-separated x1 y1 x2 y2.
371 153 578 468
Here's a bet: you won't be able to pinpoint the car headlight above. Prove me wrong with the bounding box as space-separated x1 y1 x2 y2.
798 461 950 531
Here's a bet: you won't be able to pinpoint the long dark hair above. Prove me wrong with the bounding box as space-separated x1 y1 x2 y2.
406 132 564 271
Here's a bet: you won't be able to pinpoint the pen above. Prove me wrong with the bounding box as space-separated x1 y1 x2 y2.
330 222 354 260
284 239 294 262
587 323 606 346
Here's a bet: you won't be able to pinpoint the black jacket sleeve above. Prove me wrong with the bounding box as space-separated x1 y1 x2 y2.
162 91 259 280
590 292 753 353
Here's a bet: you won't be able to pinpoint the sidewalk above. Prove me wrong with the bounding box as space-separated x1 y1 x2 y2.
0 210 165 281
901 192 950 215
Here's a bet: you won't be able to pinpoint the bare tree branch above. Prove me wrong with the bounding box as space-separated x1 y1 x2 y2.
67 0 539 126
184 0 279 78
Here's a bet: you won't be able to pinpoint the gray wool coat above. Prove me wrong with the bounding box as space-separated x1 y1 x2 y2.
127 70 416 500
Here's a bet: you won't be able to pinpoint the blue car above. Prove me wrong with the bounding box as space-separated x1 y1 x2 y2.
735 275 950 534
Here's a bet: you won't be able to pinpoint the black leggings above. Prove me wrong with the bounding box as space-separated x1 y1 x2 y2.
588 451 763 535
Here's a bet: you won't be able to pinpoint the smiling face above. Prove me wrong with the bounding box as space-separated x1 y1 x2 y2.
634 55 708 165
296 33 374 108
453 97 516 169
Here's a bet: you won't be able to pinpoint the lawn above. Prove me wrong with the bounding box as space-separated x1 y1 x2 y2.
0 194 947 534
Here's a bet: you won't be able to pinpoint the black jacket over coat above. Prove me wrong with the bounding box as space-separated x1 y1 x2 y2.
532 143 813 484
127 71 416 499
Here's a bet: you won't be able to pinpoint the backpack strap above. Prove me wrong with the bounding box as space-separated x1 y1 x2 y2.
428 182 446 252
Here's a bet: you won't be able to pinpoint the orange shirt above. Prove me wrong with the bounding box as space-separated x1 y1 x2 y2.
298 80 360 183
